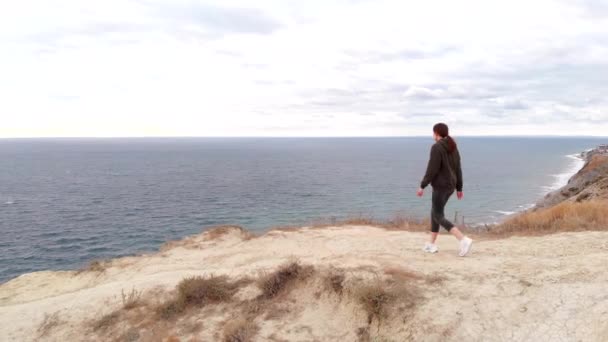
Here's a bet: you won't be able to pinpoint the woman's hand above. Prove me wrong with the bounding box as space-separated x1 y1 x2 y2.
416 188 424 197
457 191 464 200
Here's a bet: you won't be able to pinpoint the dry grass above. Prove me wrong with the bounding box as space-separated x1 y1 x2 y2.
88 289 148 336
78 263 428 340
161 225 254 252
121 288 142 310
222 318 258 342
494 200 608 235
205 225 253 241
352 275 419 325
92 311 121 332
270 213 428 233
582 154 608 173
379 212 430 232
177 275 238 305
37 312 62 338
354 281 394 325
322 268 346 295
76 259 110 274
156 275 247 320
241 298 267 317
257 261 314 299
156 298 185 320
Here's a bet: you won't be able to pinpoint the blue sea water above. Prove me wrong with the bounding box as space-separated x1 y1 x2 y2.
0 137 604 283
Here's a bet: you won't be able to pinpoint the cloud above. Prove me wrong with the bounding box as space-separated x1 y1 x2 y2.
403 86 444 100
569 0 608 18
345 46 457 64
491 98 529 110
18 1 282 54
151 1 283 37
1 0 607 137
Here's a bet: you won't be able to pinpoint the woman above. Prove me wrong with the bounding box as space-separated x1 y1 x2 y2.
416 123 472 256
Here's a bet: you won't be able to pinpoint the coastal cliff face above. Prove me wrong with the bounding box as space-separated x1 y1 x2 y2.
535 145 608 209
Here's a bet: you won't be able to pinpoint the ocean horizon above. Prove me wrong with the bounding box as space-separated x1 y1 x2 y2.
1 136 605 283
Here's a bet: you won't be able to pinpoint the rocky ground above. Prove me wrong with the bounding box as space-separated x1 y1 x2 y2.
535 146 608 209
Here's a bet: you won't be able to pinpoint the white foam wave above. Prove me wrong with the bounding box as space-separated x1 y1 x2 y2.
546 153 585 191
494 210 516 215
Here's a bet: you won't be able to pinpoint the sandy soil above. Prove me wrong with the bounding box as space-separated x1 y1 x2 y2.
1 226 608 341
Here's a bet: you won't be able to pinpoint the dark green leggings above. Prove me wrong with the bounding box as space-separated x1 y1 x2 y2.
431 189 455 233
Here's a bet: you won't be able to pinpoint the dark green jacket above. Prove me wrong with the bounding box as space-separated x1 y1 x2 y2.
420 138 463 191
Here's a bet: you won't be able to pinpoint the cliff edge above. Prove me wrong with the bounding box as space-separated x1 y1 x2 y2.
535 145 608 209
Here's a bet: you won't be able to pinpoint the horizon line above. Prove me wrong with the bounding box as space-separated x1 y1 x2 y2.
0 135 607 139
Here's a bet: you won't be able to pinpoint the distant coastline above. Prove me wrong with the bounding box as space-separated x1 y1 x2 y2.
535 144 608 209
490 144 606 225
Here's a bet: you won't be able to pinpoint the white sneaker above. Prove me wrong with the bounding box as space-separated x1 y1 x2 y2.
459 237 473 257
423 243 438 253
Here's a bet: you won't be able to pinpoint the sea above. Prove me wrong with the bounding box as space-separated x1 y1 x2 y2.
0 137 604 283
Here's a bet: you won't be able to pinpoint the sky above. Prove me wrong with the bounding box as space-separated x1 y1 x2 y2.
1 0 607 137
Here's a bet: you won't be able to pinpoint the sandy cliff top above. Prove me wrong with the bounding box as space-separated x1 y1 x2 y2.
2 225 607 341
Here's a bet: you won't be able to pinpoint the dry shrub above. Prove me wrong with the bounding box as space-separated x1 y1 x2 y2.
178 275 237 305
156 298 185 320
161 225 254 251
323 268 346 295
241 299 267 317
355 281 392 324
205 225 251 241
122 288 142 310
76 259 110 274
352 277 418 325
257 261 314 299
222 318 258 342
380 213 429 231
92 311 121 331
157 275 244 320
495 200 608 235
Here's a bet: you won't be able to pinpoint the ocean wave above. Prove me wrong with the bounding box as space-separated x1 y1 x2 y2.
546 153 585 191
494 210 516 215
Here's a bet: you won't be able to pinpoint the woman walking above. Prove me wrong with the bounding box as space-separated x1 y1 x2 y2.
417 123 473 256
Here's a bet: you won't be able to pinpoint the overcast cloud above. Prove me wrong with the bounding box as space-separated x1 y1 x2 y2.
1 0 607 137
